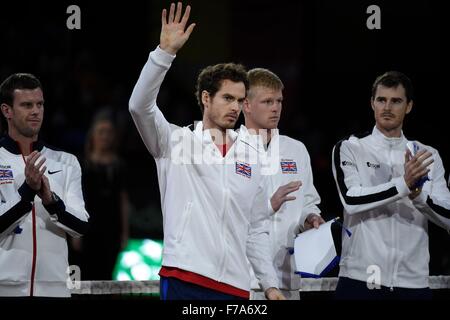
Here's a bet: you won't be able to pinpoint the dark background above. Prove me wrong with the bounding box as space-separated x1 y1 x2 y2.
1 0 448 276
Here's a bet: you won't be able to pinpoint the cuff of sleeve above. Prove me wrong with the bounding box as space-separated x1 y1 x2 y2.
412 190 429 207
18 182 37 202
151 46 176 68
393 176 411 198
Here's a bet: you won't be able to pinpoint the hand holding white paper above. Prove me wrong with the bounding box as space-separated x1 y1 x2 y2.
294 219 343 278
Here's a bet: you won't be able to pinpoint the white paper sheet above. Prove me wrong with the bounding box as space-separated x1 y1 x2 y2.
294 219 340 278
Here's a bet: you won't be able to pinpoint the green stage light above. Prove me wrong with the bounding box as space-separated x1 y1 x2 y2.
113 239 163 281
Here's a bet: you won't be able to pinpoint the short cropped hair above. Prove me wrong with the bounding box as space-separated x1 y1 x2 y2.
195 63 249 114
0 73 43 107
0 73 43 132
371 71 413 103
247 68 284 98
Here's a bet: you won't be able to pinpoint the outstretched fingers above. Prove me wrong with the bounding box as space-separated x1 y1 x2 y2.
184 22 196 39
180 4 191 28
161 8 167 26
174 2 183 23
168 2 175 24
283 181 301 193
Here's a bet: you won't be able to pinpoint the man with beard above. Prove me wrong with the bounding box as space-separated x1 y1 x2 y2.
332 71 450 299
129 2 283 300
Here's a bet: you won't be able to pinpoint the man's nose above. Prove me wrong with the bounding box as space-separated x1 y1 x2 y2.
271 102 281 113
231 100 240 112
31 104 41 114
383 100 393 110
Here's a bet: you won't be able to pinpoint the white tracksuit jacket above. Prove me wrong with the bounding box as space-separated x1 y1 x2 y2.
0 136 89 297
332 126 450 288
249 133 321 290
129 46 278 292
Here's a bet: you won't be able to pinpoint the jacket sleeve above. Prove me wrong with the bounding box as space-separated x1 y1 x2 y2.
44 156 89 238
246 176 279 291
332 139 410 215
411 150 450 231
129 46 176 159
298 146 322 230
0 181 34 239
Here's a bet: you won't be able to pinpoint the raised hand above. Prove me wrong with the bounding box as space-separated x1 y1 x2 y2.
160 2 196 55
25 151 46 191
270 180 302 213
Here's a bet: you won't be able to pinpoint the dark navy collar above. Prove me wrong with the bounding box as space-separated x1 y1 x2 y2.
0 134 45 155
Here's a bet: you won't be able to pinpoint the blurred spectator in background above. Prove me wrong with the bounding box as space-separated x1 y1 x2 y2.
71 111 130 280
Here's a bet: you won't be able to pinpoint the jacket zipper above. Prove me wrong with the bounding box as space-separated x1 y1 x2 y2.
29 206 37 296
18 143 38 297
218 157 228 281
392 146 403 292
388 144 395 292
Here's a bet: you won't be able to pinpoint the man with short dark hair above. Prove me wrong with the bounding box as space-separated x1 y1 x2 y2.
332 71 450 299
129 3 284 300
0 73 89 297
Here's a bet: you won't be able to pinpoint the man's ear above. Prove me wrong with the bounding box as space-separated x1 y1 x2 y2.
370 98 375 111
1 103 12 120
201 90 210 110
243 98 250 114
406 100 413 114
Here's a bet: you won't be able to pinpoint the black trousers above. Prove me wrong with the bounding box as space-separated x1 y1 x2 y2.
335 277 432 300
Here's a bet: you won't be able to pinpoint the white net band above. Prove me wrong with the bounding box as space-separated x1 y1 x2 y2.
70 276 450 295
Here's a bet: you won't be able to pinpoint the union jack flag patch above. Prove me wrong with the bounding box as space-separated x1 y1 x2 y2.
0 169 13 180
280 160 297 174
235 161 252 179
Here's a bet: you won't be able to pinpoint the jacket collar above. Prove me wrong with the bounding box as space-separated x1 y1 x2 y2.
238 126 279 152
193 121 239 144
0 134 44 155
371 126 406 149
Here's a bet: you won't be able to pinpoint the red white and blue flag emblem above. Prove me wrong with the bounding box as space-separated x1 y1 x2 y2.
281 160 297 174
0 169 13 180
235 161 252 178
